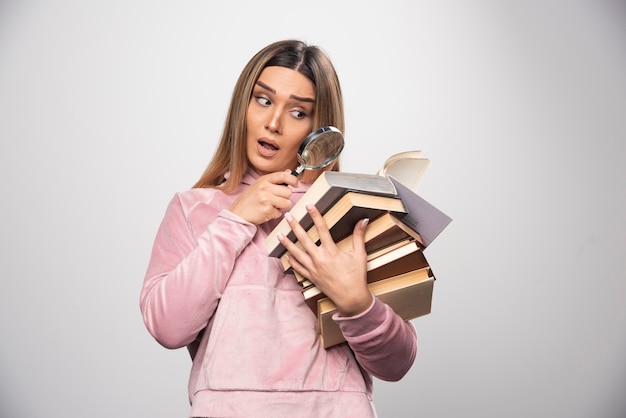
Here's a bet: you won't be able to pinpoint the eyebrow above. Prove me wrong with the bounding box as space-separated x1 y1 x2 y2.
255 80 316 103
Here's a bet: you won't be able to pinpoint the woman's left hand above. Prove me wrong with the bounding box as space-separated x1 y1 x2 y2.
277 203 373 317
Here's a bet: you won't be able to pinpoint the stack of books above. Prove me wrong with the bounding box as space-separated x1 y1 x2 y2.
265 151 451 348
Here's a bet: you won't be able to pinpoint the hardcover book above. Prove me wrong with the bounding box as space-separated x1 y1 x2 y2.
266 189 406 258
318 267 435 348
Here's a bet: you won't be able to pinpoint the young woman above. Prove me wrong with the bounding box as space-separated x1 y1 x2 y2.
140 39 417 417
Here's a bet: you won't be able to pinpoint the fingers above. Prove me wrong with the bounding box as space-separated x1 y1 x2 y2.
267 169 299 188
261 187 291 213
303 203 335 247
229 171 296 224
262 171 298 212
282 211 318 254
285 204 332 255
282 247 311 279
281 203 369 254
277 204 372 317
351 218 369 256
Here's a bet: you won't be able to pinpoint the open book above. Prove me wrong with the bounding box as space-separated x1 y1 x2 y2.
377 150 430 194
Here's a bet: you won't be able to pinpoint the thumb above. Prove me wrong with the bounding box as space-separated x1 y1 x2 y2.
351 218 369 254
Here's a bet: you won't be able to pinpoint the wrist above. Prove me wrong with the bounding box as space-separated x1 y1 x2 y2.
336 291 374 317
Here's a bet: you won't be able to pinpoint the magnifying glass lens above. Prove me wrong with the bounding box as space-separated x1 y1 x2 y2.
298 127 344 170
289 126 344 178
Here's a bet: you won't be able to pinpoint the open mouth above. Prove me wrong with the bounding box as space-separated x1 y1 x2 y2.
259 140 278 151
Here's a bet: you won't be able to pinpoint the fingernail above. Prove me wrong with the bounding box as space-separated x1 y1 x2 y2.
362 218 370 227
284 212 292 222
277 232 284 241
305 203 313 212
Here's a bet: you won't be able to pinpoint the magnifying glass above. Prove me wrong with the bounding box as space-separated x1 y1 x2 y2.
290 126 344 177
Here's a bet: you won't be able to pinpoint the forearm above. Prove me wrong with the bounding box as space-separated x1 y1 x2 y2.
140 199 256 349
334 297 417 381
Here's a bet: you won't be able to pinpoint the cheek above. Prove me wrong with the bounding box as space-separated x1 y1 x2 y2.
285 136 305 162
286 139 301 154
287 126 313 154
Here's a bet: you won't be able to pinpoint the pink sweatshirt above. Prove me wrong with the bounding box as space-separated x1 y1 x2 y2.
140 169 417 418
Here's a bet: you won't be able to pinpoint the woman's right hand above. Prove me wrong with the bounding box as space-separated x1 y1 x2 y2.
229 170 299 225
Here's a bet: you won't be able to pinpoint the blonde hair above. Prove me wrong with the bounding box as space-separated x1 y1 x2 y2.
193 40 345 191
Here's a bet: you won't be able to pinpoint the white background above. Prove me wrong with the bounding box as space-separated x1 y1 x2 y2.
1 1 625 417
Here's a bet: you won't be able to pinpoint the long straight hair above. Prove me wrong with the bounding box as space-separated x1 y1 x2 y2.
193 40 345 191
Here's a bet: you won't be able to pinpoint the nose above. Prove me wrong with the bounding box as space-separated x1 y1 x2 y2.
265 108 282 134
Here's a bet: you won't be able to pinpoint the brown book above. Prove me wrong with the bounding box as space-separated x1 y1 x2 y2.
366 241 429 283
280 211 424 272
317 267 434 348
265 171 400 258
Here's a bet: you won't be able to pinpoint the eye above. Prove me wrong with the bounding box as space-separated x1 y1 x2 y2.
291 109 307 119
255 96 271 106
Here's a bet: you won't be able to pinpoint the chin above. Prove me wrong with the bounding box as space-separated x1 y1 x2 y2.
249 163 277 176
251 158 293 176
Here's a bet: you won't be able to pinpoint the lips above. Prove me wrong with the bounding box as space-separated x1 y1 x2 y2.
259 139 278 151
257 138 279 157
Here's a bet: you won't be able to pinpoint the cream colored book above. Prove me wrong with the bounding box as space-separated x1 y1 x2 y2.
318 267 434 348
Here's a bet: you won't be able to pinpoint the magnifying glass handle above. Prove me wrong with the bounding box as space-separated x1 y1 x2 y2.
290 166 304 177
281 166 303 186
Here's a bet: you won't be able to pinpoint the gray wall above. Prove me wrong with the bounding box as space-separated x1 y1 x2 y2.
1 1 624 417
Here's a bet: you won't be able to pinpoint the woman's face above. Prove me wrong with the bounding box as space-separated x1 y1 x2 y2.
246 66 315 176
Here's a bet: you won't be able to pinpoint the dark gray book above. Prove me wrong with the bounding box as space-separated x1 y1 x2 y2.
388 176 452 248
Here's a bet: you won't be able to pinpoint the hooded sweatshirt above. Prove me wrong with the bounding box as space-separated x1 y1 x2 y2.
140 169 417 418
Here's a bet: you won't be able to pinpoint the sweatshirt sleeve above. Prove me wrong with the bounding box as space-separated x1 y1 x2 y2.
140 193 257 349
333 297 418 381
